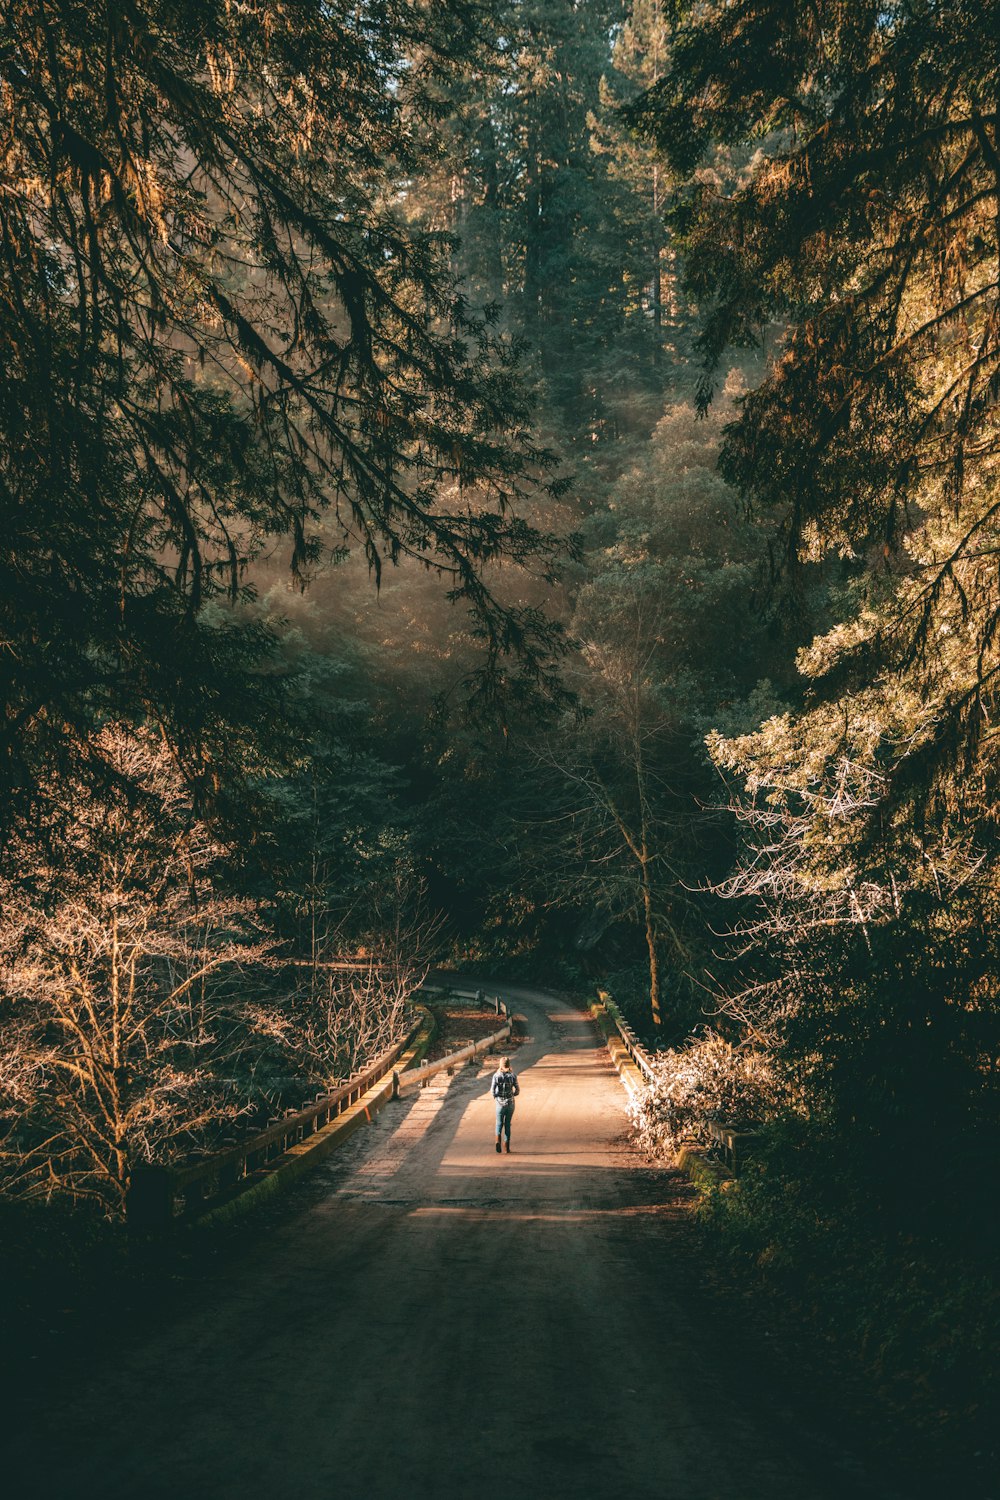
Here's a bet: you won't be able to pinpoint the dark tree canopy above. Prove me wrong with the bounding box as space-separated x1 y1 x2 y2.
407 0 676 448
0 0 562 833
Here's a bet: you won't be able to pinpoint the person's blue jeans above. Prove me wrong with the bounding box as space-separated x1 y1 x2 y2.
495 1099 515 1142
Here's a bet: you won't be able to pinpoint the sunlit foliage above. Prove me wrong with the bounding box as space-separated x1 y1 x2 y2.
629 0 1000 1441
634 0 1000 805
0 728 267 1214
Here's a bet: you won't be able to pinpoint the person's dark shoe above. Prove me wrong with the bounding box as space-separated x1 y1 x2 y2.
495 1137 502 1153
504 1142 511 1153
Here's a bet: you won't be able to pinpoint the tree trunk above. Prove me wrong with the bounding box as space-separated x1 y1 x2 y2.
640 855 662 1028
478 118 505 300
652 164 662 356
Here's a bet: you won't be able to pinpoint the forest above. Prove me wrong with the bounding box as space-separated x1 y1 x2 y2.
1 0 997 1468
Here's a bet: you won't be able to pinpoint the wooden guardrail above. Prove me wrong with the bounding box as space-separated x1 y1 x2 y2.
127 1016 425 1229
705 1119 759 1173
418 981 508 1015
394 1009 511 1096
128 986 515 1230
594 992 758 1179
596 990 658 1085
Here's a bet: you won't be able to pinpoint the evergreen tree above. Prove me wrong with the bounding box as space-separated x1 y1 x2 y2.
600 0 677 358
633 1 1000 765
632 0 1000 995
406 0 671 447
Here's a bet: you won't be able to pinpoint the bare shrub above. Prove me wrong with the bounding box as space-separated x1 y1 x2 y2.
630 1031 783 1159
249 874 441 1089
0 726 270 1215
250 961 410 1090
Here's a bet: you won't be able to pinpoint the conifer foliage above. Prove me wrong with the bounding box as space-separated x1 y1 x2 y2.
628 5 1000 1425
634 1 1000 801
0 0 561 835
629 0 1000 955
409 0 673 445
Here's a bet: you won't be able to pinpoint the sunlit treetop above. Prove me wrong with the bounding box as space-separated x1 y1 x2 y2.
629 0 1000 798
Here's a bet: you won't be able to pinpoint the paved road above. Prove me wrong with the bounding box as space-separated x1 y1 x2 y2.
11 982 900 1499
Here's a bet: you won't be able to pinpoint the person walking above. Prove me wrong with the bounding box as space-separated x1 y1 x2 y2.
491 1055 520 1154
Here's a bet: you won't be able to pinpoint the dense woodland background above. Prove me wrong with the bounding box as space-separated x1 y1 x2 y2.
0 0 997 1464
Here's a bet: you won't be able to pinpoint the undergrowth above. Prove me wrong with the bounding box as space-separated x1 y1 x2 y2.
694 1118 999 1484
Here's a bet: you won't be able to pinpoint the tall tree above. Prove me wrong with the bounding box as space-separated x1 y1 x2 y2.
632 1 1000 780
406 0 670 446
503 390 782 1031
600 0 676 354
630 0 1000 951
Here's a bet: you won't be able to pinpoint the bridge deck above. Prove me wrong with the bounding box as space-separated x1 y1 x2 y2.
8 984 900 1499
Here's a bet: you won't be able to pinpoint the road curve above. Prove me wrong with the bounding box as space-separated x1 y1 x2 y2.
10 982 901 1499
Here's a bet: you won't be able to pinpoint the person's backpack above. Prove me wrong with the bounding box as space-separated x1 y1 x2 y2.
495 1070 514 1103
